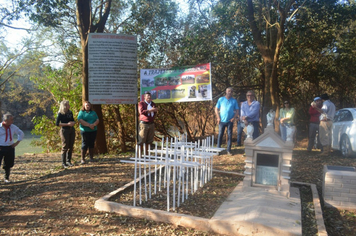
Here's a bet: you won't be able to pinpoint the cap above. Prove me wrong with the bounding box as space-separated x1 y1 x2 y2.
314 97 321 101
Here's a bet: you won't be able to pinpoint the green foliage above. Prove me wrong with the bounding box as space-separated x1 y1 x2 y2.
279 0 356 131
29 56 82 152
3 0 356 153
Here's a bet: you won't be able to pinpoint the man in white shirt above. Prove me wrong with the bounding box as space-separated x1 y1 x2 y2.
313 94 336 156
0 113 24 183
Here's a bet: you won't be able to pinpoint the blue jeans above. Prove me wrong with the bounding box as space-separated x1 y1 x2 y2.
280 124 287 141
251 121 260 140
217 121 233 152
237 121 243 146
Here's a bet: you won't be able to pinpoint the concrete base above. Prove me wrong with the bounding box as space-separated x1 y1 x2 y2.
211 183 302 236
94 172 305 236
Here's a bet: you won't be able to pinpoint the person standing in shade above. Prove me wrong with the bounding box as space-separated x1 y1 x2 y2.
313 93 336 156
77 101 99 164
0 113 24 183
56 100 76 168
237 99 246 146
215 87 239 155
307 97 323 152
241 90 260 139
138 91 158 154
279 100 295 141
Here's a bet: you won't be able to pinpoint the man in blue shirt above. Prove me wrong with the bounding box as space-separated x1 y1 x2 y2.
215 87 239 155
241 90 260 139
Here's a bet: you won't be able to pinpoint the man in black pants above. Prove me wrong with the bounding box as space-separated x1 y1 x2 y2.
0 113 24 183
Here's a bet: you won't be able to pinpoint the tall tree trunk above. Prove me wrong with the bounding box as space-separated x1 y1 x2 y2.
246 0 294 132
114 106 127 153
93 104 108 153
76 0 112 154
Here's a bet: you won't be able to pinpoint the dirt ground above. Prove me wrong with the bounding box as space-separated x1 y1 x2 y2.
0 142 356 235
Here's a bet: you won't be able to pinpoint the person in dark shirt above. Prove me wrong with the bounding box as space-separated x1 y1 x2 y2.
56 100 76 168
138 91 158 155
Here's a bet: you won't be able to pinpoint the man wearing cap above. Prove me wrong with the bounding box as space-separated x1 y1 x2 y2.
313 93 336 155
307 97 323 152
138 91 158 153
215 87 239 155
0 112 24 183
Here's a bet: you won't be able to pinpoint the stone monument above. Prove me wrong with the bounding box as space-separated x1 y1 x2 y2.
243 110 294 197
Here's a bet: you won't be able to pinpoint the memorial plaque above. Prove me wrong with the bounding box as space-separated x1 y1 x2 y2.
255 153 279 186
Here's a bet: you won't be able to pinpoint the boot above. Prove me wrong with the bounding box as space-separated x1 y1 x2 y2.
81 149 87 164
89 148 95 162
320 146 330 156
62 153 68 168
66 151 73 167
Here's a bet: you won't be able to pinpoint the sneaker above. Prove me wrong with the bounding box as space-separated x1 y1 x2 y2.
4 179 10 183
66 162 73 167
227 151 232 156
89 158 95 162
62 163 68 169
81 160 86 165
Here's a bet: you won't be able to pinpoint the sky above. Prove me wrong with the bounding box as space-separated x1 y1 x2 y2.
0 0 31 47
1 0 189 48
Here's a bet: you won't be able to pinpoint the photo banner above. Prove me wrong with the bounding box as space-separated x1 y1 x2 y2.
88 33 137 104
140 63 212 103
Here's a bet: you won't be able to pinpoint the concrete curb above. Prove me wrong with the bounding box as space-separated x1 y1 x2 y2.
291 181 327 236
94 172 321 235
95 170 246 235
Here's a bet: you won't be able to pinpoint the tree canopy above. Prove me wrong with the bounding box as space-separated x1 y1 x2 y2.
1 0 356 153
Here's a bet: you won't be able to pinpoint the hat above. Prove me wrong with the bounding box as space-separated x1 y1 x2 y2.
314 97 321 101
320 94 329 100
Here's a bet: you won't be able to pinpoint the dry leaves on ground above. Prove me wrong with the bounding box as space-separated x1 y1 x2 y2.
1 145 356 235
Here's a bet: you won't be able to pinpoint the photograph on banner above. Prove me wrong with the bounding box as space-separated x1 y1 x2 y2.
140 63 212 103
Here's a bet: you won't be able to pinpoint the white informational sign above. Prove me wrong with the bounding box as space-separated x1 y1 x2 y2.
88 33 137 104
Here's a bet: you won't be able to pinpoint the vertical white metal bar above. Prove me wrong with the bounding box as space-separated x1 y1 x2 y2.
148 144 152 199
139 145 142 205
143 144 148 201
154 142 157 194
167 158 171 212
133 145 138 206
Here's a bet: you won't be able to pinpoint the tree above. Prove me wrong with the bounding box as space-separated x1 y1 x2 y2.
75 0 112 153
0 39 45 116
245 0 297 129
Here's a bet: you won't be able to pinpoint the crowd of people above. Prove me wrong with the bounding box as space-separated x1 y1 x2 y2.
214 89 335 156
0 90 336 182
0 100 100 182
